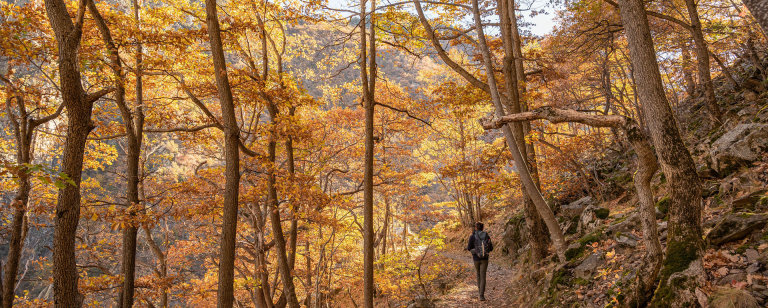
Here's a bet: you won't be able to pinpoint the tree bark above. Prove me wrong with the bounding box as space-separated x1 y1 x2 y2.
361 0 378 306
681 42 697 96
615 0 705 306
470 0 566 262
684 0 721 125
203 0 243 307
43 0 94 306
743 0 768 38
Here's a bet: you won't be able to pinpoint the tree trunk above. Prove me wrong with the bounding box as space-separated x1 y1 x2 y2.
615 0 705 306
685 0 721 125
2 175 30 308
1 92 41 308
361 0 378 306
43 0 92 306
470 0 566 262
681 42 696 96
286 134 299 272
502 0 551 262
484 107 663 306
87 2 144 306
266 103 301 308
203 0 243 307
743 0 768 38
143 227 168 307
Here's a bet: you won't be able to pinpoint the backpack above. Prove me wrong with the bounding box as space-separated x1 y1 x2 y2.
473 231 492 258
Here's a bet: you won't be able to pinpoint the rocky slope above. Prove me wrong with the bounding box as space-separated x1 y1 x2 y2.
487 55 768 307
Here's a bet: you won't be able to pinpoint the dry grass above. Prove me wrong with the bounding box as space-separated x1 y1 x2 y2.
709 288 760 308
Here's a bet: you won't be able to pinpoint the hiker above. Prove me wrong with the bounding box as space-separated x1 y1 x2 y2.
466 222 493 301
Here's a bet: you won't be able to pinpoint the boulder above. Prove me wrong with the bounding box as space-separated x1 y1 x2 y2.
615 233 640 247
707 213 768 246
746 249 760 263
562 196 594 218
732 189 768 212
709 124 768 173
604 213 640 236
500 215 528 258
717 273 748 286
578 205 604 235
573 253 603 280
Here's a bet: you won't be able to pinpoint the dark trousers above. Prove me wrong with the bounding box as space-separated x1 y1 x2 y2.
473 260 488 298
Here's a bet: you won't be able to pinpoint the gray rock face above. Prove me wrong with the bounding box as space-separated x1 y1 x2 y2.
615 233 640 247
562 196 594 218
707 213 768 246
604 213 640 236
710 124 768 173
500 215 528 258
746 249 760 263
732 189 768 212
717 273 748 286
573 253 603 280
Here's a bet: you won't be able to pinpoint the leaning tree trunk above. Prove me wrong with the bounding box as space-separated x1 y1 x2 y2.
506 0 551 262
743 0 768 38
616 0 705 306
471 0 566 261
203 0 243 307
484 107 664 306
684 0 721 125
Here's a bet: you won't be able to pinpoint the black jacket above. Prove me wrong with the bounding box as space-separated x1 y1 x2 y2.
467 231 493 261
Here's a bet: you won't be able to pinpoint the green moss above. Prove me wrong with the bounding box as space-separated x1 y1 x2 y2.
612 214 629 224
651 240 701 307
735 244 757 254
656 196 670 215
578 231 603 245
566 222 578 235
571 215 580 223
565 246 585 261
573 278 589 286
566 231 604 261
659 173 667 184
594 208 610 220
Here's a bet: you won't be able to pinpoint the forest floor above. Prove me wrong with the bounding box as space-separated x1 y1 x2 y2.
434 251 517 307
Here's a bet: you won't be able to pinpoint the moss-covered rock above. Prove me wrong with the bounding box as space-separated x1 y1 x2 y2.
707 213 768 245
594 208 610 220
656 196 670 216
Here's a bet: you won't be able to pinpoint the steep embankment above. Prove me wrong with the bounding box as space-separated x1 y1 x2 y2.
433 55 768 308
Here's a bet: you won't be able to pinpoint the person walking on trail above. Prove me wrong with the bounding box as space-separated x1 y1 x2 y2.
466 222 493 301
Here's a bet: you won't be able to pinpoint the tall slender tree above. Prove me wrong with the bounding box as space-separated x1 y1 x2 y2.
202 0 243 306
684 0 721 124
361 0 378 305
0 77 63 308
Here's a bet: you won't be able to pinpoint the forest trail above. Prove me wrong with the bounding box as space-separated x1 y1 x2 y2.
435 252 517 307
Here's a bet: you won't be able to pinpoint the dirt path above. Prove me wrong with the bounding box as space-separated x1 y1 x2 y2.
435 251 517 308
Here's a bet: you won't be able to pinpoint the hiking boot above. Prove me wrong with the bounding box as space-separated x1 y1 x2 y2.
479 296 486 301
